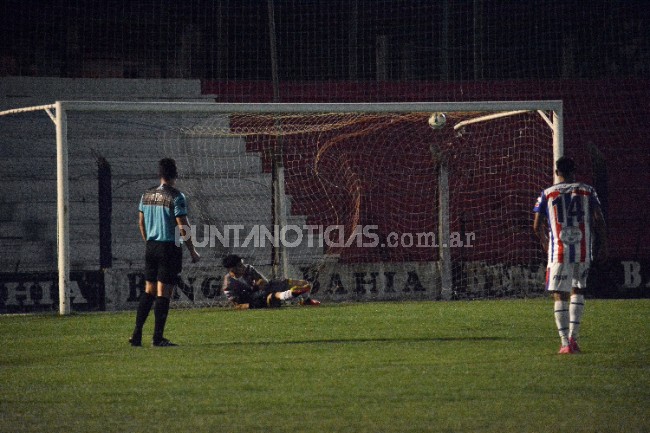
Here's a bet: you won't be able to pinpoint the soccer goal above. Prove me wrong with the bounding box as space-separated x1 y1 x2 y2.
0 101 562 314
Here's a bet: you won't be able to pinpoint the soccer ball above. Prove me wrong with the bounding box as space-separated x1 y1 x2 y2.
428 112 446 129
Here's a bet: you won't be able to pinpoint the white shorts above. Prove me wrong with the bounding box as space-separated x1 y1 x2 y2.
545 262 590 292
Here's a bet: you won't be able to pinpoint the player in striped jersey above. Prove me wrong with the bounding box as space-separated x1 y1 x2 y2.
533 157 607 354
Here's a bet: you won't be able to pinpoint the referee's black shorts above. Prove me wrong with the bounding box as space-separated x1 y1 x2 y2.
145 240 182 285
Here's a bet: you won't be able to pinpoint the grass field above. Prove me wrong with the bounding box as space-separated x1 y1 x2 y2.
1 299 649 433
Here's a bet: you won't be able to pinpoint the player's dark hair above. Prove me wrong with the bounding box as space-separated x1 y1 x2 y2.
222 254 243 268
159 158 178 181
555 156 576 176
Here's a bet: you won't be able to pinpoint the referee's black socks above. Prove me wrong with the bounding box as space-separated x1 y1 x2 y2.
153 296 171 343
133 292 156 339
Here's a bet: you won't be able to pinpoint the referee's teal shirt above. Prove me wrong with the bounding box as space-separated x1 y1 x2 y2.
139 184 188 242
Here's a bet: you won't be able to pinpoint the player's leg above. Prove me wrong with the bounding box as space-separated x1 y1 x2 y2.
287 279 320 306
568 263 589 352
270 279 320 305
287 279 311 295
547 263 572 353
265 279 293 302
244 290 272 309
130 242 158 346
130 280 156 346
152 281 176 346
266 280 292 303
553 291 571 353
260 279 320 306
152 244 182 347
266 291 283 308
568 288 585 352
264 289 307 307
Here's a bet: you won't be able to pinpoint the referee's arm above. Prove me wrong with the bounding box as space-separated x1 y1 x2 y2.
138 211 147 241
176 215 201 263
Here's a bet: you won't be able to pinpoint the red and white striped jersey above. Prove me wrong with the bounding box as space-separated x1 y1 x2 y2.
533 182 602 264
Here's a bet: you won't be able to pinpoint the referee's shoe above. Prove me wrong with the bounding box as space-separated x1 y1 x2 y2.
153 338 178 347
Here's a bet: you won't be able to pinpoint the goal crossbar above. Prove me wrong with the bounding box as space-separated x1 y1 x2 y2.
54 100 563 114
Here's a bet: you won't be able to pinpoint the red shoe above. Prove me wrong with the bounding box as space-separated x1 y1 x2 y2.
300 298 321 306
558 345 573 354
569 337 581 353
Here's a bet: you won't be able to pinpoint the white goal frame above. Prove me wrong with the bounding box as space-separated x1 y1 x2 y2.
0 100 563 314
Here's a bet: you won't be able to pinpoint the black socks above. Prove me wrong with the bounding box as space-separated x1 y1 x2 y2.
131 293 172 344
132 292 156 340
153 296 171 344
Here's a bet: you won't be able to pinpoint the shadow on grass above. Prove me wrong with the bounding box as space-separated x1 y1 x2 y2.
199 336 506 348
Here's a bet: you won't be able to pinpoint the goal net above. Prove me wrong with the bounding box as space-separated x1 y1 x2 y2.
0 101 559 313
178 106 556 303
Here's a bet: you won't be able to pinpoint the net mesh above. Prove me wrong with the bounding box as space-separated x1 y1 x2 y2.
155 109 552 304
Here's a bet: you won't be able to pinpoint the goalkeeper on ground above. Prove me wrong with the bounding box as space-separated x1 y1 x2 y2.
221 254 320 308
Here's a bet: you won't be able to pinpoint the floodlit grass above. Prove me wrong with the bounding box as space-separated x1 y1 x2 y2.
1 299 648 433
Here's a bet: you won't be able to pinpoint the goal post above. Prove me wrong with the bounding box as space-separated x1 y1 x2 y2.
0 100 563 314
55 101 70 315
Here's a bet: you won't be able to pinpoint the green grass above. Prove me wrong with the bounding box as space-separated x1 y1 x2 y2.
1 299 649 433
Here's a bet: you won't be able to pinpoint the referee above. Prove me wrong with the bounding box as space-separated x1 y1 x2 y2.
129 158 200 347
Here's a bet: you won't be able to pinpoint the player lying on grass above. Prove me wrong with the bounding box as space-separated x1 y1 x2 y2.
221 254 320 309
